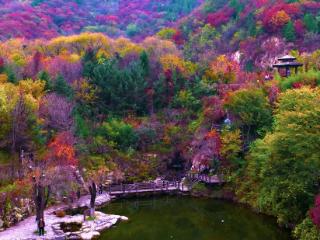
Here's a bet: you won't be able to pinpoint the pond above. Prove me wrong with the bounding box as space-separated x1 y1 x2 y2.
99 196 291 240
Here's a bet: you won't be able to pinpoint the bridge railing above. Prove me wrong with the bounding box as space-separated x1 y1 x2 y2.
107 180 182 195
105 175 223 195
185 173 223 184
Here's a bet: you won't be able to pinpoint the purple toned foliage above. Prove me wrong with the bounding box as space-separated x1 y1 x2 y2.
47 56 82 84
39 93 74 131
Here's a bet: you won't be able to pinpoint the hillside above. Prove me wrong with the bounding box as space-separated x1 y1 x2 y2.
0 0 202 40
1 1 320 240
169 0 320 69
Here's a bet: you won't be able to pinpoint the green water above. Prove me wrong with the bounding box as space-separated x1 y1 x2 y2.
100 196 290 240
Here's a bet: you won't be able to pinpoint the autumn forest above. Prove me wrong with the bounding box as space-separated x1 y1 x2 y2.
1 0 320 239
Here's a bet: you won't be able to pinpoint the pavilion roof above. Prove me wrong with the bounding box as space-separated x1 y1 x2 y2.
277 54 297 62
273 62 303 67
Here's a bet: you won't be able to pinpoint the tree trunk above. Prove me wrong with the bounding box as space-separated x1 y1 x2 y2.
10 119 16 180
89 181 97 217
34 183 50 225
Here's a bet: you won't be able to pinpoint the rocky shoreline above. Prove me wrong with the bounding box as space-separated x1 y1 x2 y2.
0 193 128 240
50 211 128 240
0 180 190 240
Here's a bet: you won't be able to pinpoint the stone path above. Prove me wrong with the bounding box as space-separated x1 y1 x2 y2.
0 193 126 240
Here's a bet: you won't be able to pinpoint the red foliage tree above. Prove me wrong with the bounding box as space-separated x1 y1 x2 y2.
260 2 301 32
191 129 221 171
203 96 225 123
0 57 4 71
310 195 320 228
47 131 77 166
207 7 234 27
292 82 303 89
172 30 184 45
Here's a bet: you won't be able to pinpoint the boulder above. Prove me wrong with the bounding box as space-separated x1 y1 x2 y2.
80 231 100 240
15 213 23 222
120 216 129 221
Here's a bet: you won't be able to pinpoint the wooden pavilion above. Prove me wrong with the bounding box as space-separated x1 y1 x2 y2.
273 55 303 77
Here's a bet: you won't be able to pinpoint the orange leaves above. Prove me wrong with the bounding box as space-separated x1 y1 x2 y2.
270 10 291 29
160 54 185 72
47 131 77 166
260 3 300 32
204 55 240 84
0 74 8 83
205 129 219 139
160 54 197 78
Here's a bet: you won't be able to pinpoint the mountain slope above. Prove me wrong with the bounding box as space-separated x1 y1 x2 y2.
172 0 320 70
0 0 202 40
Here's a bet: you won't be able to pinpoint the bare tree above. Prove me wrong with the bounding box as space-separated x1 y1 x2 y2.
88 181 97 217
22 152 51 231
74 170 97 217
10 91 30 179
33 174 51 224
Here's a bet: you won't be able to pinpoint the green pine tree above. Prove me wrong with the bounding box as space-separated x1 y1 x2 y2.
283 21 296 42
246 13 257 37
53 74 73 98
230 0 244 17
140 50 150 77
4 66 17 84
82 48 97 79
38 71 52 91
304 14 318 33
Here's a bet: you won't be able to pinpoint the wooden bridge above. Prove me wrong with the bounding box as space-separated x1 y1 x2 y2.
107 180 185 196
106 174 224 196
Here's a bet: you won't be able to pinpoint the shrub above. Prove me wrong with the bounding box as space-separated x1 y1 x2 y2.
173 90 201 112
98 119 139 152
55 210 66 218
278 70 320 90
157 28 176 40
191 182 208 196
294 217 320 240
